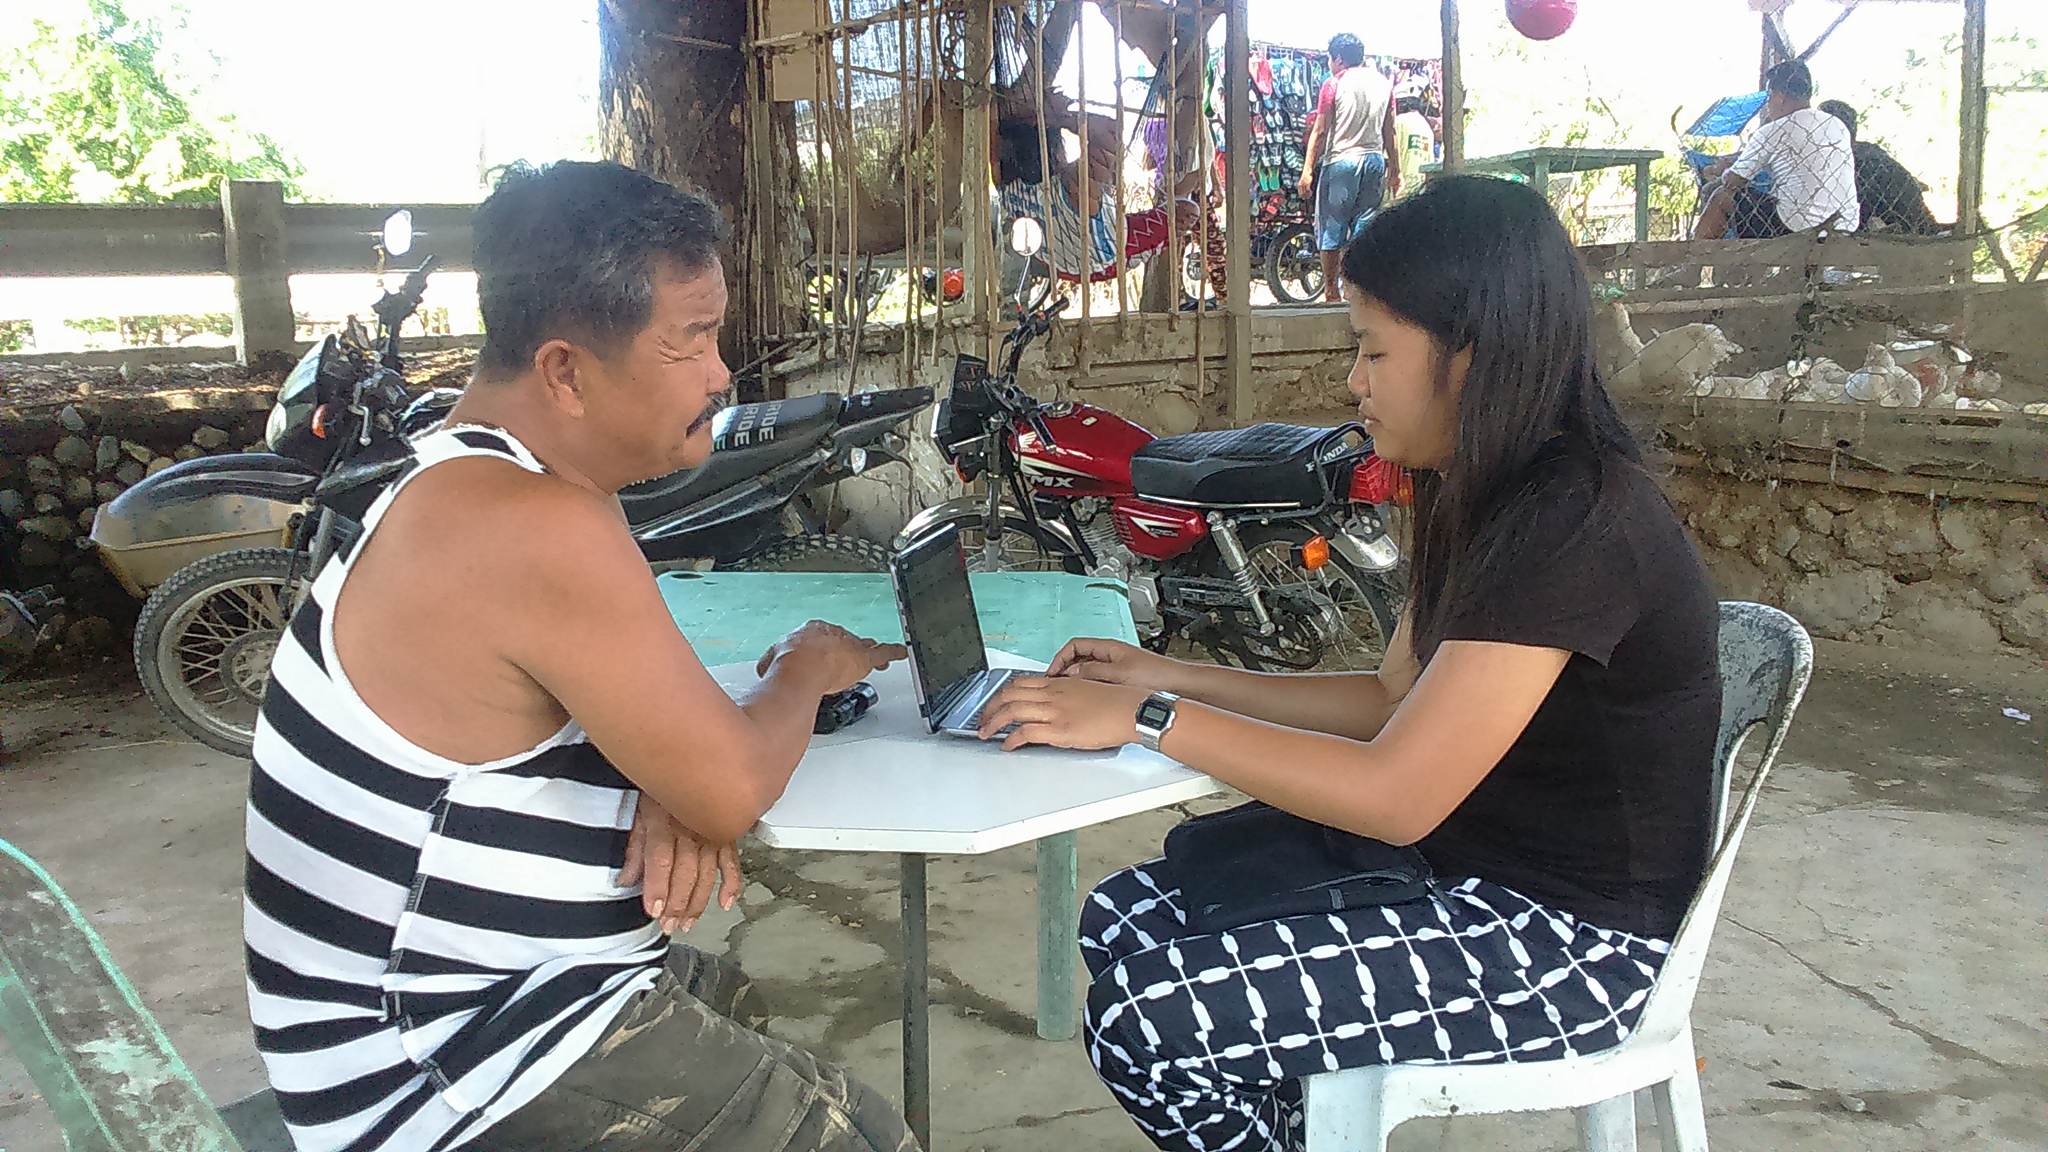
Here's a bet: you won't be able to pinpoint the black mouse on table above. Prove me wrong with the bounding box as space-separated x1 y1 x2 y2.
814 682 879 734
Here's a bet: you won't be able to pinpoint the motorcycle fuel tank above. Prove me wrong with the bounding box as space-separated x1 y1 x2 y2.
1009 403 1153 497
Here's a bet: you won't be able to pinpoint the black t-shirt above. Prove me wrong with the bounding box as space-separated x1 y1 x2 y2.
1417 447 1720 940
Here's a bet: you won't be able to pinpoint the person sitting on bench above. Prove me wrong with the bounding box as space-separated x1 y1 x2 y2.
1695 61 1860 240
1818 99 1943 236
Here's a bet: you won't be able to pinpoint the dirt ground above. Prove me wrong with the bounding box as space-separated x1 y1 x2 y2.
1 638 2043 1152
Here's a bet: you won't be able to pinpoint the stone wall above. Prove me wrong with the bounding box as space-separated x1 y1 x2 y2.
1662 466 2048 657
0 402 270 656
0 351 479 662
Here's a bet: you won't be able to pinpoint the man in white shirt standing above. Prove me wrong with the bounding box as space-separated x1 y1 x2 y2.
1298 34 1397 302
1695 61 1860 239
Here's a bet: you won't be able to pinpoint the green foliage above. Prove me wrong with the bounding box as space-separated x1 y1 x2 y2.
65 311 233 346
0 0 301 203
0 319 31 354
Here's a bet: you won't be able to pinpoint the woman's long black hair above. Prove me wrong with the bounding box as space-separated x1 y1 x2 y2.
1341 176 1643 661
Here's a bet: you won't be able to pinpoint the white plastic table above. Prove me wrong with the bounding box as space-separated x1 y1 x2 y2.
663 571 1222 1148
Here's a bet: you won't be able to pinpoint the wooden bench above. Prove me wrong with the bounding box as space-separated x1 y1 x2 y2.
0 837 287 1152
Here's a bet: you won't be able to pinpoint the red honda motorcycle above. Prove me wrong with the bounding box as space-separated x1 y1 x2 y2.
897 305 1406 671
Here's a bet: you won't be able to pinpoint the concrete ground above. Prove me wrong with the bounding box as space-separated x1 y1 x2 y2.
1 640 2043 1152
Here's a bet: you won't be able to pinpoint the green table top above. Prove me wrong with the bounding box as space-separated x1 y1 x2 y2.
656 571 1138 664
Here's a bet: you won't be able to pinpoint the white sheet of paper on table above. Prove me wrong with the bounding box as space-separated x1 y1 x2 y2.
709 650 1220 855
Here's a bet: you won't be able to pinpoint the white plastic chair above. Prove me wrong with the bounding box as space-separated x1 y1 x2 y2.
1301 602 1814 1152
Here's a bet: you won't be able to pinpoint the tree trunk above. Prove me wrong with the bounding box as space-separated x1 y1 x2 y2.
599 0 752 349
600 0 747 223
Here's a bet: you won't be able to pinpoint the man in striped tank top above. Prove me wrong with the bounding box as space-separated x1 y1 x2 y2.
245 161 916 1152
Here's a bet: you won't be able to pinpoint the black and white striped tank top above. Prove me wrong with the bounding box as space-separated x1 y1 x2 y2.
244 425 665 1152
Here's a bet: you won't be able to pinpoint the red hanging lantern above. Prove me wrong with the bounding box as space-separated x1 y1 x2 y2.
1507 0 1578 41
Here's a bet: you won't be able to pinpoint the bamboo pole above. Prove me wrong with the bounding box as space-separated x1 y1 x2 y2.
1958 0 1989 237
748 0 779 394
1439 0 1464 173
1077 0 1093 372
839 6 863 345
962 0 995 357
811 0 832 351
1163 4 1182 328
1111 0 1130 334
1223 0 1252 422
927 2 944 360
1034 7 1065 306
905 4 921 381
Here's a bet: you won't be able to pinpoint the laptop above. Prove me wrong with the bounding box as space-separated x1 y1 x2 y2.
890 524 1024 737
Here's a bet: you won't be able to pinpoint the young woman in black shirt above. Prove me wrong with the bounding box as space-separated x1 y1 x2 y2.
978 176 1722 1152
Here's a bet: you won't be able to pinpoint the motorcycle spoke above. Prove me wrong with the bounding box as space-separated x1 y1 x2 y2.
181 609 241 645
242 582 290 628
175 641 227 669
218 586 270 627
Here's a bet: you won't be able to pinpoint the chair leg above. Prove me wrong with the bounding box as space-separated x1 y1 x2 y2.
1651 1066 1709 1152
1302 1070 1392 1152
1576 1094 1638 1152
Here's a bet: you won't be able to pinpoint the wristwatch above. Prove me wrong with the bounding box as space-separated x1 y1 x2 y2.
1134 691 1181 753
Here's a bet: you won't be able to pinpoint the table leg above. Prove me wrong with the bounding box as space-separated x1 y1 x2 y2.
900 853 931 1150
1035 832 1079 1042
1530 157 1550 197
1635 159 1654 242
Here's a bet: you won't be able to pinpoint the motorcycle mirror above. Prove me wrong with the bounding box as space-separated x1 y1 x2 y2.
381 209 415 257
1010 217 1045 257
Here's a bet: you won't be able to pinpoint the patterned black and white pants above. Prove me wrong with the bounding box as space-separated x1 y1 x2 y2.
1080 858 1669 1152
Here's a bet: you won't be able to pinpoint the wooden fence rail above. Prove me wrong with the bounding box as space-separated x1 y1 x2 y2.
0 182 476 364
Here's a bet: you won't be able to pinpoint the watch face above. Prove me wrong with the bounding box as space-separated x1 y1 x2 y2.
1138 698 1175 729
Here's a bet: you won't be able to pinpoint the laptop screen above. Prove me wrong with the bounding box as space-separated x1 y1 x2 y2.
893 526 989 714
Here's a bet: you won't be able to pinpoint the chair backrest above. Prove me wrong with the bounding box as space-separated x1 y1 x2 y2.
1629 602 1814 1047
0 838 243 1152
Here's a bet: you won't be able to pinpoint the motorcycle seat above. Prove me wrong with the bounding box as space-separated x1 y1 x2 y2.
1130 423 1350 507
621 392 844 525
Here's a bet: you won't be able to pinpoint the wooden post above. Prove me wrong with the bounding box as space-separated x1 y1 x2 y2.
746 0 782 396
1439 0 1464 173
961 0 995 355
220 180 296 366
1223 0 1253 423
1958 0 1988 237
1635 158 1653 243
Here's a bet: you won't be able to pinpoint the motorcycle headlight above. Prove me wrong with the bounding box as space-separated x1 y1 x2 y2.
264 402 288 450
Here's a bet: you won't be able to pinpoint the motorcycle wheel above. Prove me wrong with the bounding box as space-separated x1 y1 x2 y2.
135 547 301 757
1264 223 1324 305
1180 238 1220 309
727 533 892 573
1208 523 1398 672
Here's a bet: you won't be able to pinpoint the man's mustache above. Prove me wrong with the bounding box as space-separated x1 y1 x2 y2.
690 394 730 433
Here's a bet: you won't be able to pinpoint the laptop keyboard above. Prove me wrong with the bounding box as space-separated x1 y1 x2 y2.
957 670 1021 736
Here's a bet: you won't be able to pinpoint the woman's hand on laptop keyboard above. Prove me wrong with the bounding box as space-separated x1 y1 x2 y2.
1046 636 1187 694
978 676 1149 752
